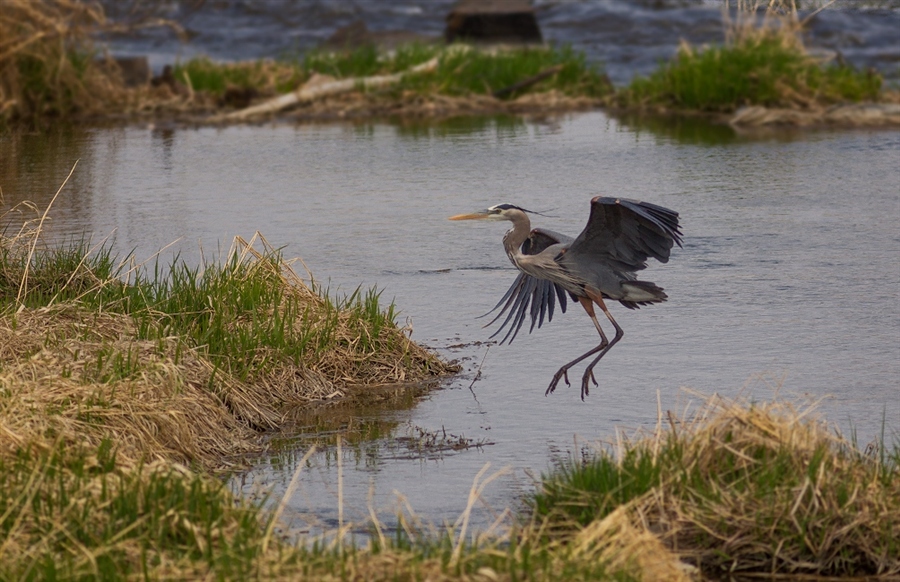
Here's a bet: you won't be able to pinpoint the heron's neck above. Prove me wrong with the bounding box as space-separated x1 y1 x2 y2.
501 212 531 263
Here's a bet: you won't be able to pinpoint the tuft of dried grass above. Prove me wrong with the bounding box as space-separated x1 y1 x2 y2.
1 0 113 122
723 0 806 51
533 392 900 578
641 394 900 576
0 0 187 124
564 506 696 581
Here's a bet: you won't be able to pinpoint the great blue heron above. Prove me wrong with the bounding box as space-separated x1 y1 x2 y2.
450 196 683 399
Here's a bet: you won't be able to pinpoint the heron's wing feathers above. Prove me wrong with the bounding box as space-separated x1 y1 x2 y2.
480 228 570 344
485 274 568 344
522 228 574 255
567 197 683 272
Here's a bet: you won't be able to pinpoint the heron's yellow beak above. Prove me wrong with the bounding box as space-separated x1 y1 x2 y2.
448 211 492 221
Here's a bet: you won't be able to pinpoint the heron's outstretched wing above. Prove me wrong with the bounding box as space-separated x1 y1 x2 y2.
521 228 571 255
481 228 572 344
566 197 683 273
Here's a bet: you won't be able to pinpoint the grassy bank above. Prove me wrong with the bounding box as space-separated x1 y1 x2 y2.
1 204 453 468
531 395 900 578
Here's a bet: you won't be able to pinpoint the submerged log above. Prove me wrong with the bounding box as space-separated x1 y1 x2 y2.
214 56 439 122
445 0 543 44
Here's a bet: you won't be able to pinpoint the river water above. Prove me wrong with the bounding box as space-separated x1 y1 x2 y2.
2 113 898 535
100 0 900 85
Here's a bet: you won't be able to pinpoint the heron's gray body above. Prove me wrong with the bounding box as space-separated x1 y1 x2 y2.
450 196 683 399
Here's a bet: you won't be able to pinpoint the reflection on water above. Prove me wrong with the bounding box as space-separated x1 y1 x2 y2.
1 113 899 534
391 114 531 140
611 112 743 146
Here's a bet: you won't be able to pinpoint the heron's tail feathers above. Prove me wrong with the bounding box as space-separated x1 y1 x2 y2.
619 280 667 310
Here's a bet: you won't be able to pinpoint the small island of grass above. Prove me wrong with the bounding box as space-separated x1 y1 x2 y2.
2 0 897 130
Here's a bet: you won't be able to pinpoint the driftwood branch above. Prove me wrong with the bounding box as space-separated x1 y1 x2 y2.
216 56 440 122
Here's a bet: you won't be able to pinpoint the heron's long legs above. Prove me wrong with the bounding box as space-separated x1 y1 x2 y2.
580 294 624 399
546 297 608 397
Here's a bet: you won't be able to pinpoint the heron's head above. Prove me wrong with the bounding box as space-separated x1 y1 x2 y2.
448 203 531 222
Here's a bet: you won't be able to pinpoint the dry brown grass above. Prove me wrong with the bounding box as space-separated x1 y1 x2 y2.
0 305 261 471
0 296 451 473
723 0 806 49
0 0 192 123
1 0 116 121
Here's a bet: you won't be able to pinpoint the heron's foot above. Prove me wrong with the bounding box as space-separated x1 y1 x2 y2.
580 369 598 400
546 368 570 396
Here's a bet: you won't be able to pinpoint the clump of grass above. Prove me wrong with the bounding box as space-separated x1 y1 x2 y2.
619 37 882 112
174 57 306 97
531 394 900 577
301 43 610 100
616 0 884 112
